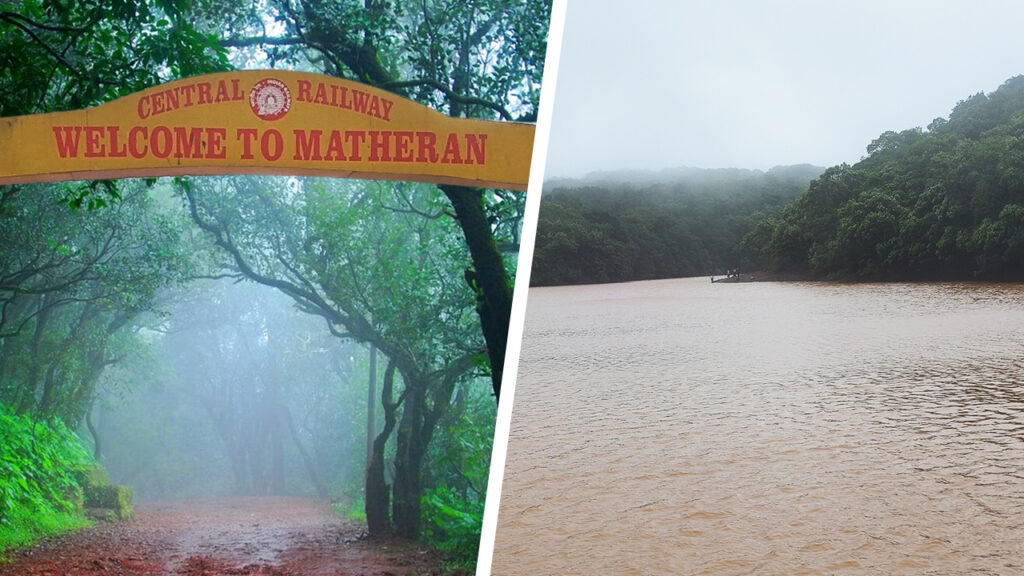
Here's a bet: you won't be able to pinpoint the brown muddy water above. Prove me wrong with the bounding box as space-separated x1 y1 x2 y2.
492 277 1024 575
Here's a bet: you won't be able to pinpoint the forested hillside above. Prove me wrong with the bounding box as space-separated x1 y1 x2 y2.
531 165 822 285
746 75 1024 280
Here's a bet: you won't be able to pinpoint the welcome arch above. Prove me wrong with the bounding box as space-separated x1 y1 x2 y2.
0 70 535 539
0 70 535 190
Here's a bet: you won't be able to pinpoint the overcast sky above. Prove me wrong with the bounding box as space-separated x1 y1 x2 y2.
543 1 1024 178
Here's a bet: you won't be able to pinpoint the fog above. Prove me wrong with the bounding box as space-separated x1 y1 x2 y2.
544 0 1024 178
93 280 366 500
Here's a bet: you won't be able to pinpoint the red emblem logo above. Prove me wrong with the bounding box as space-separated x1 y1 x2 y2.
249 78 291 121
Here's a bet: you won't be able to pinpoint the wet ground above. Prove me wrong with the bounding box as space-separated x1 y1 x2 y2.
0 497 443 576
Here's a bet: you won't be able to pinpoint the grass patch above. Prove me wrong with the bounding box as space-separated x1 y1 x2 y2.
0 503 91 559
330 496 366 524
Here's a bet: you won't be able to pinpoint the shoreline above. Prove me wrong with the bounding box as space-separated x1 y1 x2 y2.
710 270 813 283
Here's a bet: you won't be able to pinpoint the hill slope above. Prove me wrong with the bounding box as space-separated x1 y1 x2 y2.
531 165 823 286
747 75 1024 280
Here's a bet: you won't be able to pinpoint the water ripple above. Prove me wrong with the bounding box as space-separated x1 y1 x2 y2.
494 278 1024 576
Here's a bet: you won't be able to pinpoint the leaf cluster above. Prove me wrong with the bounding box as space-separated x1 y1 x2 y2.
0 405 93 530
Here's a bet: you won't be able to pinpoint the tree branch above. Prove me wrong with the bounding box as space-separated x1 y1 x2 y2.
219 35 304 48
378 78 513 120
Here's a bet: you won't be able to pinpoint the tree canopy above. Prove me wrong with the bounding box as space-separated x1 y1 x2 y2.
531 165 823 286
747 75 1024 280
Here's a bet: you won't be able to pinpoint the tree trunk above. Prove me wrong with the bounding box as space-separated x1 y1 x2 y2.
86 403 102 461
269 408 286 495
366 345 377 469
366 359 400 536
440 185 513 403
284 404 329 499
391 382 427 539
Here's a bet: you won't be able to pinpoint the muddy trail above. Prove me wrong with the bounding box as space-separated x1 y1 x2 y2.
0 497 444 576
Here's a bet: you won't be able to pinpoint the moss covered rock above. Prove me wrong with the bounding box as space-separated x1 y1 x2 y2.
83 484 133 521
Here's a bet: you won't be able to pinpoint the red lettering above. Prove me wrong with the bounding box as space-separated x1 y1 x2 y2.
440 133 463 164
231 79 244 101
381 99 393 121
294 130 323 161
107 126 127 158
325 131 346 161
237 128 258 159
152 92 166 115
151 126 172 158
367 97 381 119
338 87 352 110
173 127 203 159
393 131 413 162
137 96 151 119
181 84 196 107
198 83 212 105
207 128 226 159
215 80 230 103
351 90 370 114
313 83 327 105
165 88 179 113
128 126 148 158
416 132 437 163
464 134 487 165
261 129 283 161
368 130 391 162
345 131 365 161
83 126 105 157
52 126 83 158
297 80 312 102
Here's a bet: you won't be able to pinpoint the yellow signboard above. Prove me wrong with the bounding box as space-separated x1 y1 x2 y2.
0 70 535 190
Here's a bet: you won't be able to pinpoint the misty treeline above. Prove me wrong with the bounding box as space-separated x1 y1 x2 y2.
746 75 1024 280
531 165 823 285
0 0 549 562
0 175 512 554
533 75 1024 287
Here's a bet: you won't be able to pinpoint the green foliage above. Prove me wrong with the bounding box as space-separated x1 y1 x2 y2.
0 0 229 117
751 75 1024 280
0 183 194 424
0 404 94 554
333 496 367 524
83 484 133 520
533 165 823 285
421 382 495 566
0 503 91 556
422 487 483 571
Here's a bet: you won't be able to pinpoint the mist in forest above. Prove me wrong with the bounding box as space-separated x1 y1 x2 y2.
91 280 365 501
0 174 505 564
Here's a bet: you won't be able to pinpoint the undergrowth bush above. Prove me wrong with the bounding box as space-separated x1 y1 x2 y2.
422 487 483 573
0 405 94 554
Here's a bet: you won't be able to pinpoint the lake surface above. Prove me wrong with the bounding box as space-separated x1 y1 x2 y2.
492 277 1024 575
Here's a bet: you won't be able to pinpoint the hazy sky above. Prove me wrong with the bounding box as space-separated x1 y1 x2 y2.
544 1 1024 178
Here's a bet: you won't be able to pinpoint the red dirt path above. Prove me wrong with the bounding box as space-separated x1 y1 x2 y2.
0 497 444 576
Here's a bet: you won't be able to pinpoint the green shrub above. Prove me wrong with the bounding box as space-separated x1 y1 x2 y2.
0 405 95 554
84 484 133 520
421 486 484 570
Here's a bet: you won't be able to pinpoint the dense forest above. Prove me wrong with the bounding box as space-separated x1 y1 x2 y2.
0 0 548 572
747 75 1024 280
534 75 1024 287
531 165 823 285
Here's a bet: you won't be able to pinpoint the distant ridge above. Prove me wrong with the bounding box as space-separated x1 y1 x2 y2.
531 164 825 286
545 164 824 189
